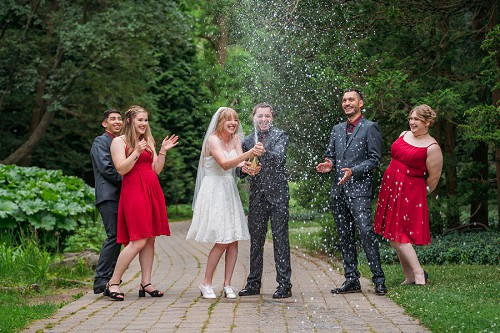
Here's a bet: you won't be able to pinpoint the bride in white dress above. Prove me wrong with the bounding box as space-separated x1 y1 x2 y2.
187 107 263 299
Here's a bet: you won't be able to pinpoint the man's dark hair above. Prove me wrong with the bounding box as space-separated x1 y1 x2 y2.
102 108 121 122
344 89 363 101
252 102 274 116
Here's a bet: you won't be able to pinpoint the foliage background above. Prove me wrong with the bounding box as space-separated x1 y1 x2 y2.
0 0 498 237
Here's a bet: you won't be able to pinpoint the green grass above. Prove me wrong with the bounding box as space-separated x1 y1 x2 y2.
0 234 95 333
0 291 59 333
168 203 193 222
359 264 499 333
286 212 500 333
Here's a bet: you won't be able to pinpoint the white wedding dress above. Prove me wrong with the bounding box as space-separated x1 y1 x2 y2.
187 150 249 243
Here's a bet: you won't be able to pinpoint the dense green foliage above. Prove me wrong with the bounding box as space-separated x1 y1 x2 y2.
0 0 209 204
0 0 498 232
0 164 96 250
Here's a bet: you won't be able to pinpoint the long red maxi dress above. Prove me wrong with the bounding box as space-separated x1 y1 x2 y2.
374 133 437 245
117 149 170 245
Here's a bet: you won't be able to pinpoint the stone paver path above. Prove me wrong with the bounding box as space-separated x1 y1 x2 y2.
25 221 429 333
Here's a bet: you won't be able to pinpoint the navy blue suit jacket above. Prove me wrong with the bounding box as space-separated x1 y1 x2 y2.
324 118 382 198
239 126 289 205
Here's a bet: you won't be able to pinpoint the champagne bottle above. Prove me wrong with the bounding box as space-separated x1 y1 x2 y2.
248 156 259 176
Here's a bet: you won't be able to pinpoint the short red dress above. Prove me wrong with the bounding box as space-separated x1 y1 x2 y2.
117 149 170 245
374 133 436 245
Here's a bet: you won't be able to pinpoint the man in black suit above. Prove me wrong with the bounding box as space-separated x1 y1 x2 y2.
238 103 292 299
91 109 123 294
316 90 387 295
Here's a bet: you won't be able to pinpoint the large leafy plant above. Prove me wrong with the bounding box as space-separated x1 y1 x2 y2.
0 165 96 250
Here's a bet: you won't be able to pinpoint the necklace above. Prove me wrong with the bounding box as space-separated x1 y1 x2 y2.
219 135 232 149
413 132 428 138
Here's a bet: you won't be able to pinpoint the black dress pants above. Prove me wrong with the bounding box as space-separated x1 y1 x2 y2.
93 200 121 289
332 194 385 284
246 197 292 290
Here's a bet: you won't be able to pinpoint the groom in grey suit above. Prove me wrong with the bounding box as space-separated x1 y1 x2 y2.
317 90 387 295
238 103 292 299
91 109 123 294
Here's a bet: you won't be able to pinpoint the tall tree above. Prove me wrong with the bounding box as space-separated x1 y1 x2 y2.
0 1 188 170
359 0 498 231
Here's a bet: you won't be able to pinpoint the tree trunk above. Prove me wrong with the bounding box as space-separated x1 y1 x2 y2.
2 0 59 165
470 142 489 225
443 118 460 228
1 109 55 165
438 10 460 229
216 12 228 67
489 0 500 224
467 0 495 226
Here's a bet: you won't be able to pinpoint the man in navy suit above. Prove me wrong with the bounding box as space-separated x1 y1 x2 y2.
316 90 387 295
91 109 123 294
238 103 292 299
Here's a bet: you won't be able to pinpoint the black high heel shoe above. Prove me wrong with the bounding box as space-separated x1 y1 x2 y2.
415 271 429 286
104 282 124 301
139 283 164 297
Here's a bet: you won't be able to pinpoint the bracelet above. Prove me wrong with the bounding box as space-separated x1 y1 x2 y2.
158 151 166 156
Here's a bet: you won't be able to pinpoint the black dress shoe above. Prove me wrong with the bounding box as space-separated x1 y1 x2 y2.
331 280 361 294
272 287 292 299
238 287 260 296
93 285 106 294
374 282 388 295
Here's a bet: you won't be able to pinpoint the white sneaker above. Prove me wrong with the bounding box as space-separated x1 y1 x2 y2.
223 286 237 299
199 283 216 299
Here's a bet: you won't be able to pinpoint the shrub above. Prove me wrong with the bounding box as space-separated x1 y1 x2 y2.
0 164 96 251
376 230 500 265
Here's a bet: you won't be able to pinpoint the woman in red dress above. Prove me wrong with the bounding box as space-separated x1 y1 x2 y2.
374 105 443 286
105 105 179 300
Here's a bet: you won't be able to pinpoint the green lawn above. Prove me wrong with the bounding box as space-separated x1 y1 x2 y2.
283 214 499 333
0 290 60 333
360 264 499 333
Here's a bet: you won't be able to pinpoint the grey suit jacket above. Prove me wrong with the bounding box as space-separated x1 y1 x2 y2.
239 126 290 205
90 132 122 205
324 117 382 198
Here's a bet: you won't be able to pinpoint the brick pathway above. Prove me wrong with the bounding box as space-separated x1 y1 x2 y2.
25 220 429 332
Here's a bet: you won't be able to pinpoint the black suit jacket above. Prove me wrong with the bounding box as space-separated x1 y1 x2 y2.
324 118 382 198
90 132 122 205
239 126 289 205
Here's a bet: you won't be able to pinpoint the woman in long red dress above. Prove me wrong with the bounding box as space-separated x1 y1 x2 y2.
105 105 179 301
374 104 443 286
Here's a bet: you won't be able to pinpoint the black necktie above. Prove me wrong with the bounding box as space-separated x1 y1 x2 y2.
347 123 355 134
346 123 354 143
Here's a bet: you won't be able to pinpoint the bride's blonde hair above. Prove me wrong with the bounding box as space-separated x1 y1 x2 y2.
214 107 239 137
122 105 155 157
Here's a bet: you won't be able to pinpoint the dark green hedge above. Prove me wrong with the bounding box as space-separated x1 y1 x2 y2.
378 231 500 265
